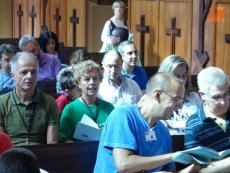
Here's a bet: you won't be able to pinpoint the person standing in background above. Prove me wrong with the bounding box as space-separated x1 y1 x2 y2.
100 1 129 52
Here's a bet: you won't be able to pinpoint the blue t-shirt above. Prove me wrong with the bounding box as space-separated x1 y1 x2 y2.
94 105 175 173
0 71 15 95
121 66 148 90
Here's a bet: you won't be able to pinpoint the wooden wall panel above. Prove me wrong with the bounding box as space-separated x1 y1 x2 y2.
12 0 86 47
128 0 158 66
212 1 230 77
0 0 13 37
158 0 192 65
128 0 192 66
66 0 86 47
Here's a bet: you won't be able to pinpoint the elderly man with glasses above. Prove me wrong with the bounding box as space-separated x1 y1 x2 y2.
185 66 230 172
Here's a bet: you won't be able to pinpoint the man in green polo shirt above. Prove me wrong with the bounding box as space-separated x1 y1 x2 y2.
0 52 59 146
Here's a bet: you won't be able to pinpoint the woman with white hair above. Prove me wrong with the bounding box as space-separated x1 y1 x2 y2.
158 54 202 135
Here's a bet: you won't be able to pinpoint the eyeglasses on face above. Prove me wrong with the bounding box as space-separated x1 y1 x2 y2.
105 64 121 69
207 92 230 102
160 90 184 105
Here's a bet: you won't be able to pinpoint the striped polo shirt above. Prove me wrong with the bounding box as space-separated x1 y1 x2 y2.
184 103 230 152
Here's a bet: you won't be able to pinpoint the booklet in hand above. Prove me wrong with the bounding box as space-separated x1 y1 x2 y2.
73 114 102 141
172 146 230 165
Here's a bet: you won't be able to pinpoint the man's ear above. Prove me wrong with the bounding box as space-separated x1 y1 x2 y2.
64 89 70 95
117 37 121 43
199 91 206 100
10 72 14 78
153 90 161 102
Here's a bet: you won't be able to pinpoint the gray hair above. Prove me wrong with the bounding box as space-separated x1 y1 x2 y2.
117 40 135 56
0 44 16 59
10 52 38 73
18 34 38 50
158 55 191 91
197 66 229 94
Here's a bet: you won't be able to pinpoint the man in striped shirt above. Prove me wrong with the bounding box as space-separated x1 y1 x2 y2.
185 66 230 172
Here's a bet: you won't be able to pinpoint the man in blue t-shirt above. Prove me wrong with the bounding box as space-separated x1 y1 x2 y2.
94 73 200 173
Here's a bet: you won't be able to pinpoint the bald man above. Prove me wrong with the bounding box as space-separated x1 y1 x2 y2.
98 50 142 107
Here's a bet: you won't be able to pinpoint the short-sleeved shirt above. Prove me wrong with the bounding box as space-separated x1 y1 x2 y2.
121 66 148 90
38 52 61 81
56 94 72 115
98 75 142 107
0 71 15 95
0 132 13 154
94 105 175 173
58 98 114 143
184 103 230 151
0 89 59 146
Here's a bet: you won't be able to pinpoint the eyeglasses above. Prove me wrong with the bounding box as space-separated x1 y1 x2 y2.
105 64 121 69
207 92 230 102
161 90 184 105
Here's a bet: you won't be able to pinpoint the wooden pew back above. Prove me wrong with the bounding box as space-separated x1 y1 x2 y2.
23 135 184 173
24 141 99 173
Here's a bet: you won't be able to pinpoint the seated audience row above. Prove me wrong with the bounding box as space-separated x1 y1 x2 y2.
1 42 230 171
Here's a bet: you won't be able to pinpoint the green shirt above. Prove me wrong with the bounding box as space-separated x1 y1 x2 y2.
0 89 59 146
58 98 114 143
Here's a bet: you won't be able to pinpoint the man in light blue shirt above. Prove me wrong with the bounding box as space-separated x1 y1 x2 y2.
0 44 16 95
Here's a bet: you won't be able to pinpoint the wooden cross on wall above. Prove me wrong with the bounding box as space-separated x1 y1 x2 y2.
29 5 36 37
70 9 79 47
53 8 61 38
194 0 212 72
17 4 23 37
165 17 181 54
42 0 48 31
136 15 149 66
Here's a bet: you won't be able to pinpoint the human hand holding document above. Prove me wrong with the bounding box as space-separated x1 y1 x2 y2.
172 146 230 165
73 114 102 141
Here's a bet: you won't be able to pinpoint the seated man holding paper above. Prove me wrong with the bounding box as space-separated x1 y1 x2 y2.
94 73 201 173
58 60 114 143
185 67 230 172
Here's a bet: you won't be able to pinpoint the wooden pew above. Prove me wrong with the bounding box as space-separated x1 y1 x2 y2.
22 135 184 173
88 52 105 65
24 141 99 173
